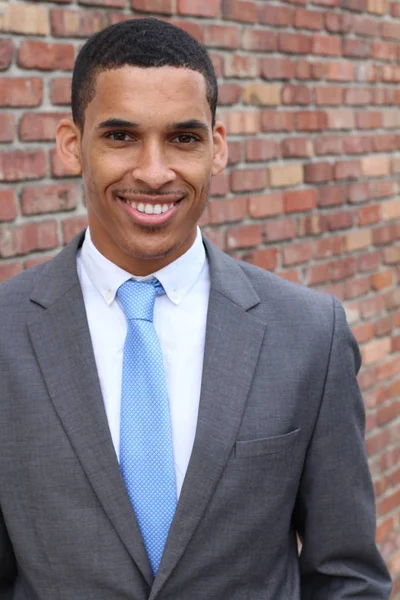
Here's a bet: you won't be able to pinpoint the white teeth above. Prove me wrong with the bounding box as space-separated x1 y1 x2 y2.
125 201 175 214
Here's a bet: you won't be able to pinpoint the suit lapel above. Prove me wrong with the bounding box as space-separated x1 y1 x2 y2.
27 234 153 586
149 238 267 599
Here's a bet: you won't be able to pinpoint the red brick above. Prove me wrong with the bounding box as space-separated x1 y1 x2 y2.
261 58 295 80
343 135 373 155
371 269 393 290
18 40 74 71
246 139 280 162
296 60 313 80
132 0 174 11
168 19 204 42
202 228 225 250
311 34 342 56
79 0 125 5
224 54 259 78
222 110 260 135
51 8 105 36
283 241 313 266
383 246 400 264
0 221 59 258
261 110 294 132
314 235 344 257
345 87 372 105
317 184 346 206
258 5 292 27
284 189 317 213
226 224 262 249
231 167 267 193
359 291 385 317
0 114 16 143
326 61 355 81
373 134 397 152
279 32 312 54
0 78 43 107
276 270 300 284
304 162 333 183
356 111 383 129
210 172 229 196
372 180 396 198
0 189 18 222
358 204 380 225
313 0 339 5
204 24 241 48
264 218 297 242
0 150 47 182
242 29 278 52
295 110 327 130
334 159 362 180
357 63 379 83
227 141 243 165
372 41 397 61
307 264 331 286
0 262 23 283
50 78 72 105
208 197 247 224
244 248 279 271
0 39 14 71
242 83 280 105
354 15 380 37
294 8 324 30
21 183 79 215
327 210 355 230
297 214 328 236
248 193 284 218
344 276 371 299
326 109 355 129
343 38 371 58
329 256 358 281
325 12 354 33
343 0 368 9
315 86 344 106
314 135 343 155
282 84 312 105
373 223 400 245
218 83 241 105
61 216 88 244
177 0 220 17
391 1 400 15
352 322 375 344
19 112 70 142
223 0 257 22
281 137 313 158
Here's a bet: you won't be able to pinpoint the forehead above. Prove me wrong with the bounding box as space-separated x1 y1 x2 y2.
86 65 211 125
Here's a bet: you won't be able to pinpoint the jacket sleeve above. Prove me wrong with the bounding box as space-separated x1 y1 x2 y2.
0 505 16 599
294 296 392 598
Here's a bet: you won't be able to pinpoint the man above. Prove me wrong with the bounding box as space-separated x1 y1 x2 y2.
0 17 392 600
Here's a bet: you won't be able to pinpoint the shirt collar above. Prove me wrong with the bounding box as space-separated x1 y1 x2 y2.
79 227 206 306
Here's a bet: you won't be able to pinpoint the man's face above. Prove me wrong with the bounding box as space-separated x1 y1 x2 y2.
70 65 227 274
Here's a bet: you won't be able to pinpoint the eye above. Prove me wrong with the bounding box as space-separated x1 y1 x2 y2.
105 131 134 142
171 134 200 144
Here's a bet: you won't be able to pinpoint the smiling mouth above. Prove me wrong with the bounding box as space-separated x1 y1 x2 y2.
118 198 177 214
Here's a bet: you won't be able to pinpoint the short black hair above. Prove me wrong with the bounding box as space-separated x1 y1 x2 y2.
71 18 218 130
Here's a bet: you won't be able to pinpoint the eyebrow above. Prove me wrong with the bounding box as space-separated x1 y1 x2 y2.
96 118 209 131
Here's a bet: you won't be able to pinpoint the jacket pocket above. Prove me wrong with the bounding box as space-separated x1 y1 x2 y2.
235 428 301 459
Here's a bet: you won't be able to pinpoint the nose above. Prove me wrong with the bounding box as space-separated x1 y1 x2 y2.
132 140 176 190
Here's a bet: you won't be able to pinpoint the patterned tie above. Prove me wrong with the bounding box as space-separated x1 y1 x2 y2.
117 278 177 575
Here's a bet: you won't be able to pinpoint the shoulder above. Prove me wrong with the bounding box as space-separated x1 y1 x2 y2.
0 261 49 308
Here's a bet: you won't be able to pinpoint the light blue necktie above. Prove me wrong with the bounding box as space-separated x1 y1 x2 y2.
117 278 177 575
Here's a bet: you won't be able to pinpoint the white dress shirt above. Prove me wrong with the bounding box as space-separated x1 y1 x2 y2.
76 228 210 497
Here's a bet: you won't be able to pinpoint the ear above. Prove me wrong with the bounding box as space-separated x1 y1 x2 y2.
212 120 228 176
55 118 82 176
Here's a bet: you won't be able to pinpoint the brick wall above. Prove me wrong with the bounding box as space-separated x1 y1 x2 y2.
0 0 399 594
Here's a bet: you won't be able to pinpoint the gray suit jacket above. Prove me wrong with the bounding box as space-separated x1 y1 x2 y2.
0 232 391 599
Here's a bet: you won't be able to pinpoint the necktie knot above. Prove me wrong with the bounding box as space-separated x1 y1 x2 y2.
117 278 165 322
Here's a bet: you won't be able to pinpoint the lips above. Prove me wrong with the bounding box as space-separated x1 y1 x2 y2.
115 193 183 226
